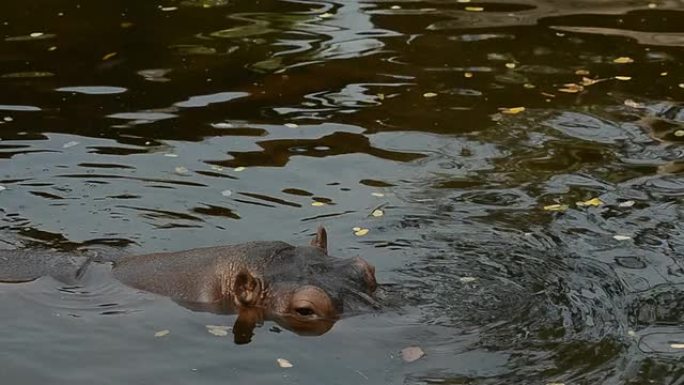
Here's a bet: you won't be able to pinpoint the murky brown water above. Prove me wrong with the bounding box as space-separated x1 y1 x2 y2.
1 0 683 383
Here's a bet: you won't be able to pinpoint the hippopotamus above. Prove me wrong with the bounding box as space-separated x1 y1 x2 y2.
0 227 378 343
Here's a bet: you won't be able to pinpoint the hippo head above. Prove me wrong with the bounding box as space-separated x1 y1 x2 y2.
230 227 377 340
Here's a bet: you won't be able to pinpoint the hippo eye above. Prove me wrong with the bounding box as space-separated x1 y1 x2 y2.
295 306 315 317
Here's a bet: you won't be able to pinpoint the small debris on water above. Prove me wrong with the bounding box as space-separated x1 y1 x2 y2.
102 52 117 61
233 166 246 172
221 189 232 197
613 57 634 64
371 209 384 217
576 197 602 207
164 153 178 157
30 32 44 38
174 166 190 176
613 235 632 241
62 141 80 149
211 122 233 129
0 186 6 192
460 277 477 283
627 330 636 337
624 99 643 108
671 343 684 349
614 76 632 81
422 92 438 98
500 106 525 115
543 204 568 212
354 228 370 236
277 358 294 368
674 130 684 137
311 201 325 207
210 165 224 171
284 123 298 128
206 325 231 337
154 330 170 337
371 192 385 197
319 13 334 19
160 6 178 11
618 200 636 208
465 6 484 11
505 62 516 69
401 346 425 363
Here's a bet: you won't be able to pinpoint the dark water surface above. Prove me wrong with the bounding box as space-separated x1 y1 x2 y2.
1 0 683 383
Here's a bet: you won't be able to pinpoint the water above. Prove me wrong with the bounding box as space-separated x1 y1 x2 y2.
0 0 683 383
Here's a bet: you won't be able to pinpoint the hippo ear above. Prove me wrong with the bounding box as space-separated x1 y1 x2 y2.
233 270 262 307
310 226 328 254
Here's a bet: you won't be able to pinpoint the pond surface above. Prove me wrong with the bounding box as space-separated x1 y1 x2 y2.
1 0 683 383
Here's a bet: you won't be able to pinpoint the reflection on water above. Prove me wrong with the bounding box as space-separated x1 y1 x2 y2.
0 0 683 383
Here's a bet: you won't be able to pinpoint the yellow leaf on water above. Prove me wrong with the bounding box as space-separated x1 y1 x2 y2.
501 107 526 115
354 228 370 236
154 330 170 337
580 77 603 86
614 76 632 81
277 358 293 368
543 204 568 212
558 83 584 93
576 197 603 207
613 57 634 64
464 72 473 78
575 69 590 76
102 52 118 61
505 62 516 69
311 201 325 207
679 83 684 88
371 209 384 217
233 166 246 172
423 92 438 98
674 130 684 137
206 325 229 337
371 192 385 197
465 6 484 11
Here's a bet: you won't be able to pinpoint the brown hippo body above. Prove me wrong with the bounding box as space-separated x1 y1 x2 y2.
0 227 377 342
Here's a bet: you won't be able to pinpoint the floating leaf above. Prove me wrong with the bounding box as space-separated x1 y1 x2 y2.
464 72 473 78
613 57 634 64
210 165 224 171
460 277 477 283
163 153 178 157
233 167 246 172
277 358 293 368
62 141 80 149
627 330 637 337
174 166 190 175
613 235 632 241
30 32 44 38
576 197 603 207
543 204 568 212
154 330 170 337
505 62 516 69
221 189 232 197
618 200 635 208
558 83 584 93
354 228 370 236
580 77 604 86
211 122 233 129
575 69 590 76
371 192 385 197
206 325 230 337
614 76 632 81
284 123 298 128
423 92 438 98
501 106 525 115
679 83 684 89
674 130 684 137
311 201 325 207
160 6 178 11
624 99 643 108
102 52 118 61
671 343 684 349
371 209 384 217
465 6 484 11
401 346 425 363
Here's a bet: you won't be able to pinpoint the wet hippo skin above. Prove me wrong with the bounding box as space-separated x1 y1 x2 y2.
0 227 378 343
112 226 378 342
